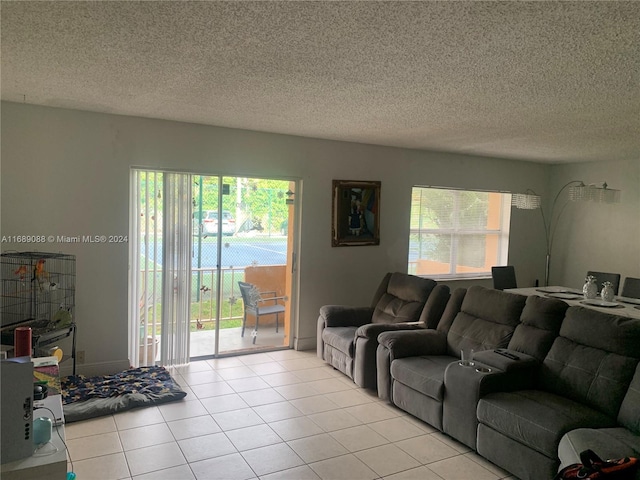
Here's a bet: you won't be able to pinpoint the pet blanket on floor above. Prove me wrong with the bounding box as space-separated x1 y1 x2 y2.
61 366 187 423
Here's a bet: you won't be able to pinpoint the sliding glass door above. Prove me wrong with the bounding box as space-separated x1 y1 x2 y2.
130 170 297 366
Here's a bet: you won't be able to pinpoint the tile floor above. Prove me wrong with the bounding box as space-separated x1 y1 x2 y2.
189 327 286 358
64 349 518 480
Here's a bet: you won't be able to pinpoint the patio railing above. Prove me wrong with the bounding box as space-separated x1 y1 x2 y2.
191 266 245 330
139 265 247 334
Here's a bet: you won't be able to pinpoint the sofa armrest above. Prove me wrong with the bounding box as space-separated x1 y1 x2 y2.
319 305 374 328
376 330 447 401
352 322 424 390
356 322 423 340
418 284 451 329
377 329 447 359
472 349 539 374
442 356 539 449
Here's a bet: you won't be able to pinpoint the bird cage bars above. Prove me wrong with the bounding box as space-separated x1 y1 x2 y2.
1 252 76 329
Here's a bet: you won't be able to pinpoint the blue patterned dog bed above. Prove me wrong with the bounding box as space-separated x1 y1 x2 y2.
61 366 187 423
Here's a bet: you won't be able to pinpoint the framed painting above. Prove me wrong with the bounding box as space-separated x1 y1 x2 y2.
332 180 381 247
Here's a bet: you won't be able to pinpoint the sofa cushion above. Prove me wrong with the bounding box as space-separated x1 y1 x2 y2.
560 307 640 358
508 295 568 361
478 390 617 459
372 294 425 324
446 286 526 356
322 326 357 356
541 338 639 419
386 272 436 302
619 363 640 435
460 286 527 325
371 273 435 324
390 355 455 401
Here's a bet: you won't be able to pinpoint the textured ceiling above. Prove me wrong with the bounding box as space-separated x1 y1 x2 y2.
2 1 639 164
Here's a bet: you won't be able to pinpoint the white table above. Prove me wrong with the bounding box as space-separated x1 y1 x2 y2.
1 360 68 480
0 425 67 480
506 287 640 320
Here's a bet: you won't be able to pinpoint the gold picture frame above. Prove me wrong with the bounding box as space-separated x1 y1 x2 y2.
332 180 381 247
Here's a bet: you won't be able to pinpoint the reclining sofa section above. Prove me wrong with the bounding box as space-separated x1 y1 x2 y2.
476 306 640 480
558 362 640 480
443 292 569 450
376 285 529 431
376 282 640 480
317 272 449 389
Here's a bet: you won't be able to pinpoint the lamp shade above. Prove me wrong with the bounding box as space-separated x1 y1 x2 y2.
512 193 541 210
598 183 622 203
569 182 621 204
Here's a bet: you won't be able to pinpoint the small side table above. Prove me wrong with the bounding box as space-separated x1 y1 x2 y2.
0 424 67 480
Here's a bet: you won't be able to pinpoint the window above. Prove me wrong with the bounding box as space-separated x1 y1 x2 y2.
408 187 512 279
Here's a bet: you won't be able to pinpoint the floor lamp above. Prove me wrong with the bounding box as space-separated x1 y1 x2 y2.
512 181 621 287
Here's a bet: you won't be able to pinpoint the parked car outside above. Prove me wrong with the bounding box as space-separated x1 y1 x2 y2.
194 210 236 236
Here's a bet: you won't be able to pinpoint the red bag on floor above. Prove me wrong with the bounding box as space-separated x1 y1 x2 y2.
555 449 638 479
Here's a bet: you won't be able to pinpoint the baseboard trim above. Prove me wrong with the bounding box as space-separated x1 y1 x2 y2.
294 336 316 351
60 359 131 377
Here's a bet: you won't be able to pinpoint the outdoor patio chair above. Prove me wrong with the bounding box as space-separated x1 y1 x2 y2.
238 281 286 344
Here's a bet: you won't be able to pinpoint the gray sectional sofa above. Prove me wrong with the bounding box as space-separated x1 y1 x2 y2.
375 285 640 480
476 306 640 480
375 286 530 430
317 272 450 389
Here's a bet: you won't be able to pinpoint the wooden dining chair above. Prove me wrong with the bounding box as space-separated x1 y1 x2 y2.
621 277 640 299
586 271 621 295
492 266 518 291
238 281 286 344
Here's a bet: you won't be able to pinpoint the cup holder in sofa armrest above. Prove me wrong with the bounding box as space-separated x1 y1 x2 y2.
473 349 539 372
442 354 538 449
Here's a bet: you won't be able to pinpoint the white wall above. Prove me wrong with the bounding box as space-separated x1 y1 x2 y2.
2 102 550 373
548 160 640 290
